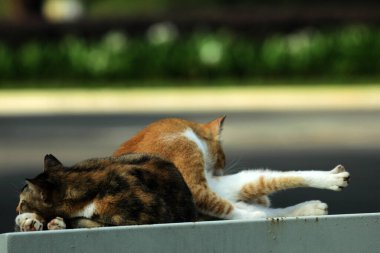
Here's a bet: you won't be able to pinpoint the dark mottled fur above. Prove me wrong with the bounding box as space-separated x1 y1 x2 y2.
15 153 197 230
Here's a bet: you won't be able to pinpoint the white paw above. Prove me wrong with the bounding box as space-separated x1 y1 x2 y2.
15 213 44 232
291 200 328 217
327 165 350 191
308 165 350 191
47 217 66 230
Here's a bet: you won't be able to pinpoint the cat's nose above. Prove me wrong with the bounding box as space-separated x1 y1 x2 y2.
16 205 20 213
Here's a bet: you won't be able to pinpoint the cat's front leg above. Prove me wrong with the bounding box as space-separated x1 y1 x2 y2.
217 165 350 203
47 217 66 230
15 213 44 232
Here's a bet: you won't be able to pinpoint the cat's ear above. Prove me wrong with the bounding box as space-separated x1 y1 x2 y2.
44 154 63 171
25 179 50 201
204 116 226 140
25 179 37 191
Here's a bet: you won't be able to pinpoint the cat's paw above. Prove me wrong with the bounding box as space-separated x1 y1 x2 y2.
15 213 44 232
47 217 66 230
291 200 328 217
327 165 350 191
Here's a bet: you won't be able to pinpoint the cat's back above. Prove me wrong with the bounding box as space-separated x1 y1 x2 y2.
73 153 193 193
113 118 205 156
115 154 198 223
113 153 189 186
74 154 198 223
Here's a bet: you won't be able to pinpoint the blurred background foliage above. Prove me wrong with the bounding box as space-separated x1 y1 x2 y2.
1 0 380 87
1 27 380 84
1 0 380 18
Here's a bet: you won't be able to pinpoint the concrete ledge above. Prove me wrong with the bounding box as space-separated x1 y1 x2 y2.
1 213 379 253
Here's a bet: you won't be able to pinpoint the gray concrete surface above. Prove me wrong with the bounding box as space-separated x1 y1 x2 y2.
1 111 380 233
1 213 380 253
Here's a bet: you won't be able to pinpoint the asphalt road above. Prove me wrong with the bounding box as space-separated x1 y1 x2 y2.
1 111 379 233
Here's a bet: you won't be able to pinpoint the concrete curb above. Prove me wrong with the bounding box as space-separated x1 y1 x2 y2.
1 213 379 253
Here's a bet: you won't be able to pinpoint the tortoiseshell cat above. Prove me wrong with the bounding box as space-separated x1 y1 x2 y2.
15 153 197 231
114 117 350 220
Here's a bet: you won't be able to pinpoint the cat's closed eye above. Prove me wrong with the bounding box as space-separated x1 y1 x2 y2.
18 200 33 214
19 201 26 212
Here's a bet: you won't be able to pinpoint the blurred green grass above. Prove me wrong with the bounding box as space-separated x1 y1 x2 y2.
2 26 380 87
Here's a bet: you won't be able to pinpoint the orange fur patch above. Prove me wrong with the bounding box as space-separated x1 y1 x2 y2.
239 176 307 202
113 118 231 217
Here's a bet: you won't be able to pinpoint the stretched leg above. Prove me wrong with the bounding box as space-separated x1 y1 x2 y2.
209 165 349 203
236 200 328 218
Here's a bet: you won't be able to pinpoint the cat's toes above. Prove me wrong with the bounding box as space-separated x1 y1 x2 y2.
18 217 43 232
327 165 350 191
15 213 44 232
23 218 43 232
47 217 66 230
292 200 328 217
330 165 346 174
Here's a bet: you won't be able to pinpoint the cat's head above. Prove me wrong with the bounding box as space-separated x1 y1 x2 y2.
16 154 63 217
199 116 226 176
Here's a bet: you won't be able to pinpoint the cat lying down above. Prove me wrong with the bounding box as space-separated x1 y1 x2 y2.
113 117 350 220
15 117 350 231
15 154 197 231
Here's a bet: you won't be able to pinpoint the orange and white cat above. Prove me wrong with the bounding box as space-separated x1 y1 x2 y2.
114 116 350 220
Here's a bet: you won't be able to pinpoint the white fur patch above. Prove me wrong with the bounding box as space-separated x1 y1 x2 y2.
182 127 228 201
73 202 96 218
182 128 212 171
15 213 39 226
15 212 44 231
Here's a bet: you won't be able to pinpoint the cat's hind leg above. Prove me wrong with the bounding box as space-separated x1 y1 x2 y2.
209 165 349 203
285 200 328 217
241 164 350 198
235 200 328 218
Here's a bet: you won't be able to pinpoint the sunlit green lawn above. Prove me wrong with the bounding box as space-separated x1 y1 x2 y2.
1 78 380 89
1 82 379 115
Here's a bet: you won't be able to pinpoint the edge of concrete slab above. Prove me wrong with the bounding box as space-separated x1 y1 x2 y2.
1 212 379 253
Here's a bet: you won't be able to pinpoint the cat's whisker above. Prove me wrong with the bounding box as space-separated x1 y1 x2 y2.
224 158 241 174
10 182 22 193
